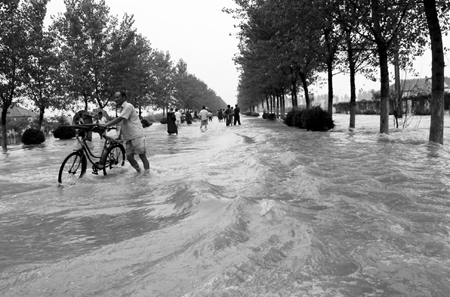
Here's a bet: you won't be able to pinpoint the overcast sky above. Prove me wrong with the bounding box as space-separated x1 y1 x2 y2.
45 0 449 103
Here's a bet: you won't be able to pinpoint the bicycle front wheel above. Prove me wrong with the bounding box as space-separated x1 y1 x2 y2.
58 151 87 184
102 144 126 175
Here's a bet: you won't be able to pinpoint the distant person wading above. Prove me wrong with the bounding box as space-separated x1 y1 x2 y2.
224 105 232 126
234 104 241 125
199 106 209 131
167 108 178 135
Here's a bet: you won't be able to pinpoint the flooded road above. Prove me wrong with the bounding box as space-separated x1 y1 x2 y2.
1 114 450 296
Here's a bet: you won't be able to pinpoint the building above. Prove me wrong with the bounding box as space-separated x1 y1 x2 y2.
391 77 450 97
0 105 38 120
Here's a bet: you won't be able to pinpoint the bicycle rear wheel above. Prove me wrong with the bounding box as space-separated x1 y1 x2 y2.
58 151 87 184
102 144 126 175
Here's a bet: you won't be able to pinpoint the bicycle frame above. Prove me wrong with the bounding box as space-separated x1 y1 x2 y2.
72 126 119 175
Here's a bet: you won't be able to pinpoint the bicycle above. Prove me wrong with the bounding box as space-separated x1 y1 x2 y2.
57 124 126 185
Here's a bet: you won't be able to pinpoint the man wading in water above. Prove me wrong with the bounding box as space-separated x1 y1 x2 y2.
104 91 150 175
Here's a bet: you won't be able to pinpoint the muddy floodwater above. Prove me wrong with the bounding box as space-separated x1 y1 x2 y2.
1 114 450 297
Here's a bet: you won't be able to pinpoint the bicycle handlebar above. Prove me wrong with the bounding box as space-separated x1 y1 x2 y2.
67 124 117 132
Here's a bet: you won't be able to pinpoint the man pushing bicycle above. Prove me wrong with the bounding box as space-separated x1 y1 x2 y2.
103 91 150 175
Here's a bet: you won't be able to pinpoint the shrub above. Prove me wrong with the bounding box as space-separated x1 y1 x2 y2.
362 110 377 115
294 110 304 128
262 112 276 120
300 106 335 131
22 128 45 145
53 125 76 139
159 117 168 124
141 118 152 128
243 111 260 117
284 109 304 127
284 110 296 126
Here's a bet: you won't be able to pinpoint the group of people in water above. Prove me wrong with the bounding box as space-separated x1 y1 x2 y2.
217 104 241 126
166 104 241 134
70 96 243 176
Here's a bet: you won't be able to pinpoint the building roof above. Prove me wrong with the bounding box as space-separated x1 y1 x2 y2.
0 106 38 118
392 77 450 94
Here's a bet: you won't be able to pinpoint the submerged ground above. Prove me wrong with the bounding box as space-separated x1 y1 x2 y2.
1 114 450 296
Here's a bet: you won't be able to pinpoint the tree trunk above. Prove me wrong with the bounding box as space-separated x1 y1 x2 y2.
290 66 298 107
347 30 357 129
1 108 8 152
424 0 445 144
84 95 89 111
377 44 390 134
38 107 45 131
276 95 280 117
270 95 274 113
299 72 310 108
291 86 297 107
349 58 357 129
327 60 334 118
394 45 402 123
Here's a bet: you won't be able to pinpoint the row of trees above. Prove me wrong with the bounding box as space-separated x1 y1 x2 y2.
227 0 449 144
0 0 226 151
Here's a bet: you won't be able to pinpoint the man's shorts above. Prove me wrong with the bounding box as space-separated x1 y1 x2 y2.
201 119 208 125
125 137 146 156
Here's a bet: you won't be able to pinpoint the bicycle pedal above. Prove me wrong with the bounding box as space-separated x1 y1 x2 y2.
92 164 99 175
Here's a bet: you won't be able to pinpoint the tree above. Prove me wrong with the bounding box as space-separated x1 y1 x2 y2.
423 0 447 144
0 0 48 152
109 13 155 113
346 0 428 134
52 0 115 110
173 60 226 111
336 1 377 129
303 0 343 116
229 0 324 110
148 50 175 114
120 33 154 116
23 1 61 131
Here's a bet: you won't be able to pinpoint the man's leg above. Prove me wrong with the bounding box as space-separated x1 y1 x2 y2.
127 154 141 172
139 154 150 170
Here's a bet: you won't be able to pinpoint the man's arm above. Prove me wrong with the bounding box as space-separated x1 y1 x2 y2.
105 117 124 127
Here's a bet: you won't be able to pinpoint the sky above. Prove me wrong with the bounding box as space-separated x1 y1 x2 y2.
44 0 450 105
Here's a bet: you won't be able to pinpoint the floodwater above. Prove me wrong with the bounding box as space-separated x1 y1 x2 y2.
1 114 450 297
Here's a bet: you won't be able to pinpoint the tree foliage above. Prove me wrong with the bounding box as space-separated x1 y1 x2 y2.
0 0 49 151
51 0 115 110
0 0 225 151
227 0 450 139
